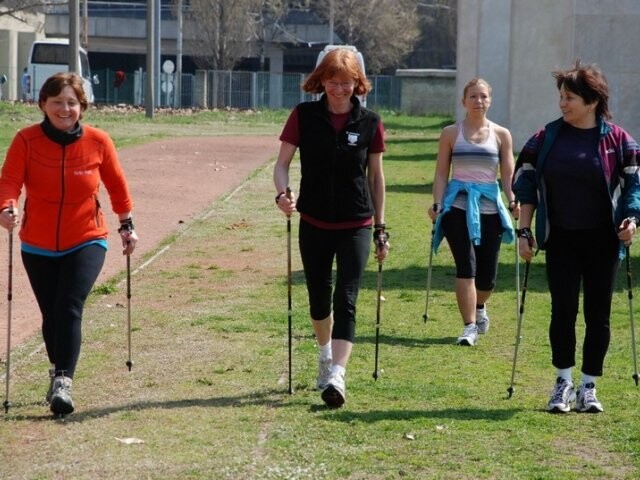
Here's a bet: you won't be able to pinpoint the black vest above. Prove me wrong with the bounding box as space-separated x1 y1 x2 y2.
296 95 380 223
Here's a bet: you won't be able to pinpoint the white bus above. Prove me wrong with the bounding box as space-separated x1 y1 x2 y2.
26 38 96 103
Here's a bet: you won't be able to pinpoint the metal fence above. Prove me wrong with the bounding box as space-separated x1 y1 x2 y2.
92 68 401 111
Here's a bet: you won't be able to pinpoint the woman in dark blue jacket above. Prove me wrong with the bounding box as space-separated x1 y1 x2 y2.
513 60 640 414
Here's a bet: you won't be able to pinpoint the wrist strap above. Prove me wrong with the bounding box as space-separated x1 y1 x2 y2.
118 217 135 233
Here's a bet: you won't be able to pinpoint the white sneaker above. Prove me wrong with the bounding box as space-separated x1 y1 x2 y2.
457 323 478 346
547 377 575 413
576 383 604 413
321 370 346 408
476 308 490 334
316 355 332 390
50 376 74 416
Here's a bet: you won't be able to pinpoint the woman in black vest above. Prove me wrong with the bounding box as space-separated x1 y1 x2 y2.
274 48 388 408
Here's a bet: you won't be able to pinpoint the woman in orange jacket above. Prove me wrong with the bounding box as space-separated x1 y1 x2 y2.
0 72 139 416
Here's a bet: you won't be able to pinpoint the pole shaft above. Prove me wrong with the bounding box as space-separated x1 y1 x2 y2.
373 261 382 380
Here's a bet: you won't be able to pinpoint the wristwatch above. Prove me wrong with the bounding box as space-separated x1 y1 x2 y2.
275 191 286 204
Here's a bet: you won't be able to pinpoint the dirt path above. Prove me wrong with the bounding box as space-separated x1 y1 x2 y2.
0 135 279 357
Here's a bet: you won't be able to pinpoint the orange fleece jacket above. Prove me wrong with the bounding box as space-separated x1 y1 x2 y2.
0 123 133 251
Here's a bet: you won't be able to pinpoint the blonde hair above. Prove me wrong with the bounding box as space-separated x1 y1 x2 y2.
302 48 371 96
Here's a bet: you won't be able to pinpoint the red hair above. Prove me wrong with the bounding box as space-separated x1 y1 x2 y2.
302 48 371 96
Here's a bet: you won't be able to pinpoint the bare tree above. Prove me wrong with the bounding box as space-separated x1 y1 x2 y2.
184 0 261 70
312 0 420 73
410 0 456 68
0 0 52 21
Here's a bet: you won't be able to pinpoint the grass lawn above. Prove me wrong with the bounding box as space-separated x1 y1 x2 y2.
0 103 639 479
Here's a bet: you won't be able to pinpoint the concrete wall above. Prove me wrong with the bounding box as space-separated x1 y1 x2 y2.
457 0 640 150
0 11 43 100
395 69 456 116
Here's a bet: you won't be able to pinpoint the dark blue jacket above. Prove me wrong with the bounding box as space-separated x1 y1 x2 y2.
513 117 640 255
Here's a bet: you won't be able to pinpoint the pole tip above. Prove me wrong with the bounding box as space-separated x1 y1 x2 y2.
422 313 428 323
126 360 133 371
3 400 10 413
372 371 379 381
633 373 639 386
507 386 514 398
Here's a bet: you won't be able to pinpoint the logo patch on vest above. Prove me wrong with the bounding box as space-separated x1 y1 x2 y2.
346 131 360 146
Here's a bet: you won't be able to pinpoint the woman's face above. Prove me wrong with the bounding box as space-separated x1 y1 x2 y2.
559 84 596 127
462 83 491 115
40 85 82 132
322 74 356 103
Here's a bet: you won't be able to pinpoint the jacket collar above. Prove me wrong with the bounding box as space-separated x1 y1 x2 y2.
41 116 83 146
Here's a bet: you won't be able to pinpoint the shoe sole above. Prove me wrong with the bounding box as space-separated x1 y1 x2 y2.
577 405 603 413
547 405 571 414
457 339 476 346
321 385 345 408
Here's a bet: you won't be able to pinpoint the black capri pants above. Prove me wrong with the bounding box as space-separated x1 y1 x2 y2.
441 207 504 291
22 244 106 378
298 219 371 343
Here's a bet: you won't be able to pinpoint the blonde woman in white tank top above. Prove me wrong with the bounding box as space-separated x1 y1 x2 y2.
428 78 519 346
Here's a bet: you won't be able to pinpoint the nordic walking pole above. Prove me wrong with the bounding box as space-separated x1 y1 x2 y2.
507 260 530 398
422 218 436 323
507 227 533 399
372 258 383 381
372 228 387 380
3 203 15 414
125 254 133 371
624 244 639 386
286 187 293 394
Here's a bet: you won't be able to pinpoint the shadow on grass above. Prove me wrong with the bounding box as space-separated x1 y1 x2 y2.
7 387 289 423
324 406 524 423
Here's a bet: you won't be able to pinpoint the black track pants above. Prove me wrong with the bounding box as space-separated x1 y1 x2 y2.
545 226 619 376
22 244 106 378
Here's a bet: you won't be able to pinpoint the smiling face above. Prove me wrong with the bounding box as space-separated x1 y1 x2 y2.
321 74 356 110
40 85 82 132
559 84 597 128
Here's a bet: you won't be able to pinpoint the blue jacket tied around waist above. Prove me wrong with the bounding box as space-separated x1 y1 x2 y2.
433 179 514 254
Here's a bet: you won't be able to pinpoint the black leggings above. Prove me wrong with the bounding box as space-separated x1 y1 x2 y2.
22 244 106 378
545 226 619 376
441 207 503 291
298 220 371 342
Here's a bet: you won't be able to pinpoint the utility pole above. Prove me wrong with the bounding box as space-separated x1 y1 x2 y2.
146 0 155 118
69 0 80 74
328 0 334 45
81 0 89 48
176 0 182 108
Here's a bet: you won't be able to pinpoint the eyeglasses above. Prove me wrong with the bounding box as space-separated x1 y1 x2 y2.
326 81 355 90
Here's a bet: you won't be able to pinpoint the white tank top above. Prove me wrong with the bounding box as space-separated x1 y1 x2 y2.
450 121 500 213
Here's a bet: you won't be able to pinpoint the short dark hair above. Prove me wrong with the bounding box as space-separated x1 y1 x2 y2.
553 59 611 120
